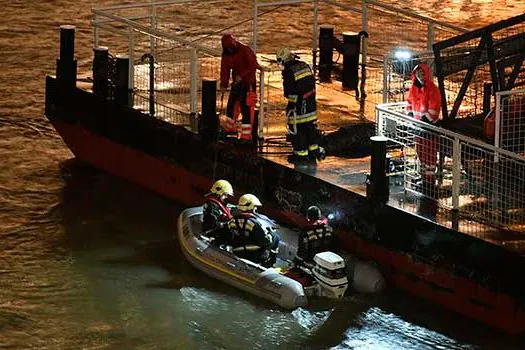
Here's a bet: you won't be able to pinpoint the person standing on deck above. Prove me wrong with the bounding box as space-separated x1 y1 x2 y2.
203 179 234 245
406 63 442 193
276 47 325 163
219 33 259 144
228 194 280 267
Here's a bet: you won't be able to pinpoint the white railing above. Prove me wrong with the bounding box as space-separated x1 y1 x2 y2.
495 88 525 154
376 102 525 231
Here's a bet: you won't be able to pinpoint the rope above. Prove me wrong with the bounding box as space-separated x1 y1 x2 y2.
286 109 297 135
212 140 219 182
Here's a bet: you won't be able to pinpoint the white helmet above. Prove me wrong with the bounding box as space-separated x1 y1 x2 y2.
210 179 233 197
276 47 293 64
238 194 262 211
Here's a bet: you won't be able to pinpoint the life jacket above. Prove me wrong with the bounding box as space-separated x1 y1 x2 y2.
203 193 232 221
299 217 333 259
228 211 257 238
229 211 271 259
282 60 317 124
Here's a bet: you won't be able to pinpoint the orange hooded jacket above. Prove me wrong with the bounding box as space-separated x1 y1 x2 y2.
219 34 258 91
406 63 442 123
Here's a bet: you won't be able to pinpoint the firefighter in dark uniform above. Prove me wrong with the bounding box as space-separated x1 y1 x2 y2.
202 179 234 244
228 194 280 267
276 47 325 163
295 206 335 266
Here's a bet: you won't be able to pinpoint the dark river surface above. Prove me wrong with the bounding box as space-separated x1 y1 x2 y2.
1 1 525 349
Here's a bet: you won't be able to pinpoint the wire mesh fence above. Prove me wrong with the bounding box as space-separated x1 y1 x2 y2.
89 0 525 231
377 103 525 231
496 89 525 154
91 0 468 136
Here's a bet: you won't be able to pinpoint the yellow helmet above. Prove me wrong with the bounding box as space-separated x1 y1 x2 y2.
210 179 233 197
276 47 293 64
237 193 262 211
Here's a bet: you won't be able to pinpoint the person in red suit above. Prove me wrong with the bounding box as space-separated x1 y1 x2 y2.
406 63 442 191
219 33 259 143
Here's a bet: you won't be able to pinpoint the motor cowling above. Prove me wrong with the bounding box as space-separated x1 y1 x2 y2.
311 251 349 299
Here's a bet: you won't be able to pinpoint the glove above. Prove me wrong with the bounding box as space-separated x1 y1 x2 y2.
421 113 436 124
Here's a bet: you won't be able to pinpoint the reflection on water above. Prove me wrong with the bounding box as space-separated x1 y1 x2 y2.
2 160 522 349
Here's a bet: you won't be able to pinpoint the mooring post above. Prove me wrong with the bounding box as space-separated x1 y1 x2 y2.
200 79 218 141
93 46 109 99
148 55 155 117
115 55 131 107
342 31 360 91
318 24 334 83
366 135 390 203
56 25 77 89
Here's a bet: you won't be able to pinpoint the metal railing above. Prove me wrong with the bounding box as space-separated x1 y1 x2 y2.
495 88 525 154
90 0 469 139
377 102 525 231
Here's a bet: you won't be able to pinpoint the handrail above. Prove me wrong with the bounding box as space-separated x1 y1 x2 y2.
92 7 274 73
92 9 220 56
363 0 468 34
376 102 525 162
92 0 218 12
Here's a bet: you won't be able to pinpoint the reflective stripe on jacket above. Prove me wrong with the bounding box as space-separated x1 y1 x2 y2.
282 60 317 124
297 219 334 261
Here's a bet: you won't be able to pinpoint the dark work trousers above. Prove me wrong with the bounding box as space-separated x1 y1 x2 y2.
226 82 255 140
289 121 319 156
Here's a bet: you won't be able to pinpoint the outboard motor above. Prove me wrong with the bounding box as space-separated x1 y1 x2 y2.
311 251 349 299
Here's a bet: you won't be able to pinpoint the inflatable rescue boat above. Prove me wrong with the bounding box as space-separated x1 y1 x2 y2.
177 207 385 309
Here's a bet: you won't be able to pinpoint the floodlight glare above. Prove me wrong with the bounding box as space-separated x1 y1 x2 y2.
394 49 412 61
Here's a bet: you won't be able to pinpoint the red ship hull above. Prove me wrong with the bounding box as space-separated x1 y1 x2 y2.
50 116 525 334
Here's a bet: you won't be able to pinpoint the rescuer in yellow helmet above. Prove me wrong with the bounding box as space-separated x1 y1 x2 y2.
276 47 325 163
202 180 234 244
228 194 280 267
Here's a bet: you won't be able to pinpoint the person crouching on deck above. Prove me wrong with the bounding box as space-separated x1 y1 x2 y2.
406 63 442 193
203 179 234 245
219 33 259 144
276 47 325 164
228 194 280 267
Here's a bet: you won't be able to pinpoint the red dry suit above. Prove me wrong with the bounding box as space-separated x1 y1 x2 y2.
219 34 259 141
406 63 442 183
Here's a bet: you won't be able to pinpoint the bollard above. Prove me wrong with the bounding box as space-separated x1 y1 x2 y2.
93 46 109 99
140 53 155 116
56 25 77 89
115 55 131 106
342 31 360 91
366 135 390 203
318 25 334 83
200 79 218 141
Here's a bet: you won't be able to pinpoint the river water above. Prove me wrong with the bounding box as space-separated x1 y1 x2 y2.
1 1 525 349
